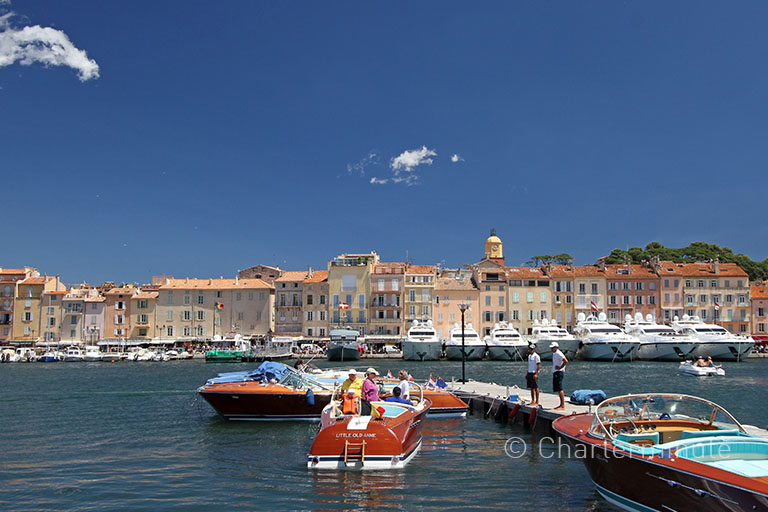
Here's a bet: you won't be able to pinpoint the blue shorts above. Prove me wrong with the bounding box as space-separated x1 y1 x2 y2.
553 371 564 392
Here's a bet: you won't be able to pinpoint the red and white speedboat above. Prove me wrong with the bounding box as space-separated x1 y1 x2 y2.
307 385 431 469
553 393 768 511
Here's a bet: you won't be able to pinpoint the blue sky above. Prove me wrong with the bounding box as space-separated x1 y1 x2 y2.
2 1 767 284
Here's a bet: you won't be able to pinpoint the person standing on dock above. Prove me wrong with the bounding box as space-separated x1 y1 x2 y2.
550 342 568 410
526 344 541 406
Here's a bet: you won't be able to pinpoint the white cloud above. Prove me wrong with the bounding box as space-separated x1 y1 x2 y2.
391 145 436 172
451 154 464 163
369 177 388 185
347 151 379 176
0 5 100 81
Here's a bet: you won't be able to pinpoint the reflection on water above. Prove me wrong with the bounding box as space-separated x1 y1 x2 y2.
311 470 407 510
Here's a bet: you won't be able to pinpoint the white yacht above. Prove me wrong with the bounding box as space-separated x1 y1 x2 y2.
485 322 527 360
623 313 698 361
402 319 442 361
525 319 579 361
63 346 85 362
10 347 36 363
444 323 484 361
671 314 753 361
83 345 103 362
574 312 640 362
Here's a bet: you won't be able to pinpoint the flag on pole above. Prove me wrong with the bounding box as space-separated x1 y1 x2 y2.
714 302 720 311
590 301 599 312
339 302 350 310
386 369 393 379
427 374 436 389
436 377 447 389
215 302 224 310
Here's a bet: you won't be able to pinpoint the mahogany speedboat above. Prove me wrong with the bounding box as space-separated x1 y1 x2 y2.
553 393 768 511
307 385 431 469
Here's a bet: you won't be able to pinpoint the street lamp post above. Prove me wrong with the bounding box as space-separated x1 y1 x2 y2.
459 302 470 383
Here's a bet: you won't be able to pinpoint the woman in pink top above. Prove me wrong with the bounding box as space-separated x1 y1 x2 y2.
360 367 380 415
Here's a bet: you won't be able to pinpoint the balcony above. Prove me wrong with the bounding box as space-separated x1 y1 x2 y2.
371 300 401 307
370 318 403 323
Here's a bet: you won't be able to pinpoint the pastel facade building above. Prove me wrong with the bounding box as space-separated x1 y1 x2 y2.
433 270 479 339
41 290 68 343
130 290 158 338
548 265 575 330
12 275 66 343
328 252 379 334
604 263 661 323
84 293 106 344
302 270 329 338
0 267 38 342
104 287 134 339
751 282 768 337
654 260 686 322
474 259 508 337
156 277 274 339
368 262 405 336
403 264 436 329
679 261 750 334
507 266 551 334
275 271 308 336
573 264 607 320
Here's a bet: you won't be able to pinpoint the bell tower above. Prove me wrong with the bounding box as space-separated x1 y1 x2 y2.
484 228 504 264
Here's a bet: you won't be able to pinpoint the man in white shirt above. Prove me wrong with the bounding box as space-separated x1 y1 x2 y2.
526 344 541 405
550 342 568 410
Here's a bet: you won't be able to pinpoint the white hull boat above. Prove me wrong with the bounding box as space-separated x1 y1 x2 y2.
575 313 640 362
402 319 442 361
444 323 484 361
679 361 725 377
672 315 753 361
525 319 579 361
485 322 527 361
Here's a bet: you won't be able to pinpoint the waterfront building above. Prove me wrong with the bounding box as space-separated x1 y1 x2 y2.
237 264 282 285
155 277 274 339
403 264 436 331
604 263 661 323
654 259 686 322
12 275 66 344
573 264 607 321
60 289 86 344
368 262 405 336
275 271 308 337
83 291 106 344
302 269 329 339
104 287 135 340
678 260 750 334
507 266 551 335
547 265 575 330
433 269 479 339
41 290 68 344
0 267 38 343
327 252 379 335
130 290 158 338
751 281 768 337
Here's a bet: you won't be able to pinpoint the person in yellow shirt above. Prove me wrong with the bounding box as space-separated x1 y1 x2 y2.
341 369 363 394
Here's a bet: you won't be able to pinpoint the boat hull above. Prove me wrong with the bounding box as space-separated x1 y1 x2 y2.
486 345 527 361
444 344 485 361
693 341 753 361
578 342 640 361
199 385 332 420
531 339 580 361
326 344 360 362
636 342 698 361
401 340 442 361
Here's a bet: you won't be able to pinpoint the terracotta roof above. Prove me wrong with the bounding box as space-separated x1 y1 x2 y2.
19 277 52 285
604 264 657 278
158 278 273 290
105 287 134 295
572 265 606 277
435 276 478 291
376 262 406 268
751 282 768 299
406 265 435 274
303 270 328 283
676 262 748 278
0 269 27 275
275 271 309 283
506 267 549 279
132 291 159 299
655 261 683 275
547 265 575 278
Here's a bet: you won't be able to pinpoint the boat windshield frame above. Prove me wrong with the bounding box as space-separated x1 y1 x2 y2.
589 393 745 440
278 370 331 391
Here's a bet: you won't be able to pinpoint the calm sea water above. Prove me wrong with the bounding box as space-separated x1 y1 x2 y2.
1 358 766 511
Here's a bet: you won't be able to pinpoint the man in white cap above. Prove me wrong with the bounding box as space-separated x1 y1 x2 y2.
550 342 568 410
341 368 363 395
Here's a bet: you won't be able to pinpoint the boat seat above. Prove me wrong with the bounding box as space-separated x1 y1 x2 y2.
705 459 768 477
373 403 408 419
615 432 660 446
679 429 742 440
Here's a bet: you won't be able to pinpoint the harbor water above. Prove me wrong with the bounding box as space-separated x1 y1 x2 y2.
1 359 766 511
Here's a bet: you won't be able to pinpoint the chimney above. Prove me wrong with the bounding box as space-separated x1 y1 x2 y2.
713 257 720 274
208 278 213 285
307 266 313 279
597 259 606 272
546 263 553 276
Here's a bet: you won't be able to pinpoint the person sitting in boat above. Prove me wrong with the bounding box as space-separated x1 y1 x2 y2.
341 369 364 395
384 386 412 405
341 389 360 415
695 356 708 367
361 368 381 415
706 356 721 368
396 370 410 400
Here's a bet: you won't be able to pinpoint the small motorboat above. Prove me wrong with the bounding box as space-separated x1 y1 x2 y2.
554 393 768 511
63 346 85 362
679 360 725 377
38 350 60 363
326 327 362 362
83 346 103 362
307 384 431 469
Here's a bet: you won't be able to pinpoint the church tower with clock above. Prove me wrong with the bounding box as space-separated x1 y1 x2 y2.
484 228 504 265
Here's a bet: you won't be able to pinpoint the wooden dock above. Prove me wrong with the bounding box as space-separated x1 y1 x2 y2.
444 379 768 438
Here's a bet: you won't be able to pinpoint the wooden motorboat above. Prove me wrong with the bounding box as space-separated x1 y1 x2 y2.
553 393 768 511
307 384 431 469
679 361 725 377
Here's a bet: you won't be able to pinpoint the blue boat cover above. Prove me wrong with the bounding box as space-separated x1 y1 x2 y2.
570 389 607 405
206 362 292 384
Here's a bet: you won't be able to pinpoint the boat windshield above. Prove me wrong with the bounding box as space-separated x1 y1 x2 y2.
494 334 520 339
452 333 478 339
278 371 330 392
409 330 436 337
589 394 744 439
588 327 622 333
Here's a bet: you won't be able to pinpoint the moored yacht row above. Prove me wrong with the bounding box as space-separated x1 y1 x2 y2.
400 313 754 362
1 345 194 363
